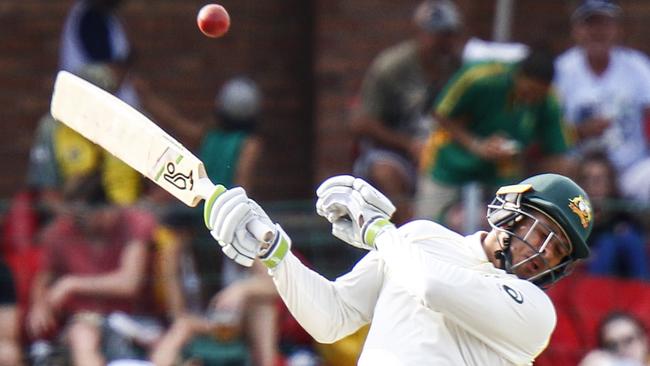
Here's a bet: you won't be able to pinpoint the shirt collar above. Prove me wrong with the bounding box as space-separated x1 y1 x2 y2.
464 231 512 276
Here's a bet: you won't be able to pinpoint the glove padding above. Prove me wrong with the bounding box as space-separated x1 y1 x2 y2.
204 186 290 268
316 175 396 250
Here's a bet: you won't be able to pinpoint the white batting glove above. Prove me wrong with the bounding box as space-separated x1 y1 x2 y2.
316 175 396 250
204 186 291 269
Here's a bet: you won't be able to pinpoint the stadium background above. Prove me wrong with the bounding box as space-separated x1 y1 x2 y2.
3 1 650 365
1 0 650 202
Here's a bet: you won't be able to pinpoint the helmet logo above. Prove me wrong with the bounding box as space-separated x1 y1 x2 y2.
568 195 592 229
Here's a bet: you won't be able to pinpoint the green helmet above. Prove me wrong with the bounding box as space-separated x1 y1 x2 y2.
518 173 593 260
486 173 593 287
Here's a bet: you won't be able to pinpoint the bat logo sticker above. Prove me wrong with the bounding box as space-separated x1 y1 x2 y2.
163 162 194 190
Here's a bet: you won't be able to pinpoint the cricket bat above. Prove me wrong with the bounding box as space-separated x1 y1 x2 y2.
50 70 272 242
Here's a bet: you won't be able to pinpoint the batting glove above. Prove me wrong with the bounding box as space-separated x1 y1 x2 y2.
204 187 291 269
316 175 396 250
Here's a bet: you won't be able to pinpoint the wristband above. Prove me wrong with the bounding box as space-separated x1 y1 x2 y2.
259 224 291 269
361 217 394 248
203 184 227 229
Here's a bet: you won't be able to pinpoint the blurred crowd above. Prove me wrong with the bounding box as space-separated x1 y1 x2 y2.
3 0 650 365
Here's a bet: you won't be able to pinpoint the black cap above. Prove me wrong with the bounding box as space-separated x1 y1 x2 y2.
413 0 462 33
571 0 622 22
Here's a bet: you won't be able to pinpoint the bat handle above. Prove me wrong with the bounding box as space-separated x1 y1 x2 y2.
197 178 275 243
247 219 275 243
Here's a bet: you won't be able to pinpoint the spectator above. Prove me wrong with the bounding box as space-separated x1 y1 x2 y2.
148 210 279 366
27 64 142 207
136 76 263 192
579 311 650 366
59 0 139 107
54 0 147 204
25 190 158 365
555 0 650 203
416 48 573 221
349 0 528 224
199 77 263 191
0 258 23 366
349 0 465 224
576 151 649 280
133 77 268 363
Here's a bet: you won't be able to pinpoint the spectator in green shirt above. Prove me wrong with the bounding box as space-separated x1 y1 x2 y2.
416 49 574 221
199 77 263 191
136 76 263 193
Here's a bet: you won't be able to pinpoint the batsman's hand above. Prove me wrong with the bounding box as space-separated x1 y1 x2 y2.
316 175 395 250
204 187 291 269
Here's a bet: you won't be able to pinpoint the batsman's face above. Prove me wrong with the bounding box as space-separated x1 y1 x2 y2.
507 212 571 281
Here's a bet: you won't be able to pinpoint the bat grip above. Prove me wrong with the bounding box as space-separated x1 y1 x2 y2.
247 219 275 243
197 178 275 243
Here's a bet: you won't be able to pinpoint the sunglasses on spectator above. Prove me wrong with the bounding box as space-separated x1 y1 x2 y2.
603 332 642 352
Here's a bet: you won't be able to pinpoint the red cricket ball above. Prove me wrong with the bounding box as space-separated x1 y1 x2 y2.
197 4 230 38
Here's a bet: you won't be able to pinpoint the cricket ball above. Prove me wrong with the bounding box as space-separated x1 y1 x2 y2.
197 4 230 38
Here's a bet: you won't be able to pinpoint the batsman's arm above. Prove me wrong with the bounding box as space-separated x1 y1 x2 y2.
269 250 381 344
204 185 379 343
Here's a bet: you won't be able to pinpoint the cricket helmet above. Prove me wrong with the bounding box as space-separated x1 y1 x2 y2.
487 174 593 287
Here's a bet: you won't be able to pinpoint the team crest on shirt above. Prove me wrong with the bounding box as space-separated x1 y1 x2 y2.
568 195 592 229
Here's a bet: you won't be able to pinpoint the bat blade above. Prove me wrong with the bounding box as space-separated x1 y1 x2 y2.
50 71 273 246
50 71 208 207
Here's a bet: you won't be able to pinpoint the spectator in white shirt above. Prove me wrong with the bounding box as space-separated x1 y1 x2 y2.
554 0 650 203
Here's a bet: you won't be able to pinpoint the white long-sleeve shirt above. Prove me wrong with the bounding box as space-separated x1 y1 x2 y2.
270 220 556 366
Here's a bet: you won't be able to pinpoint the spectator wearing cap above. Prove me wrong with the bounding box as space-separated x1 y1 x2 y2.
136 76 264 192
198 77 264 192
416 48 574 221
136 78 279 365
349 0 529 224
555 0 650 203
349 0 465 224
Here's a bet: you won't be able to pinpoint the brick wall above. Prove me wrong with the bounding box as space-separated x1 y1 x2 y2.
0 0 314 201
312 0 650 183
2 0 650 201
